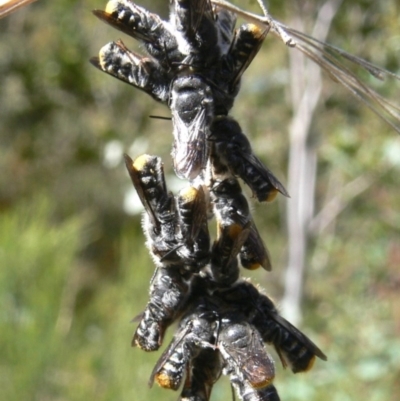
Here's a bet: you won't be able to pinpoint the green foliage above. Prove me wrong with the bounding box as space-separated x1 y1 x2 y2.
0 196 85 400
0 0 399 401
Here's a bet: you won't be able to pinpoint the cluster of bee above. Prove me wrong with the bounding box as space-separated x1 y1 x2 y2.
92 0 327 400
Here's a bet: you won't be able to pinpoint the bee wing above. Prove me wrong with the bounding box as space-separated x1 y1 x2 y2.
170 74 214 180
172 117 208 180
229 23 270 89
172 0 214 36
241 222 272 271
264 308 327 362
92 9 150 41
221 326 275 388
242 152 290 198
220 222 251 268
124 154 160 229
178 185 209 241
171 101 212 180
148 323 192 387
242 333 275 389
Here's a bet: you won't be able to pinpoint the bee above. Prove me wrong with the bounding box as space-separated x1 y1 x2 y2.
92 40 170 103
210 116 289 202
93 0 182 68
125 153 213 351
211 178 271 272
218 320 276 390
223 22 269 93
175 185 211 271
215 280 327 373
210 222 250 286
201 15 269 114
125 153 211 270
149 304 219 390
133 266 191 351
124 154 179 266
251 288 328 373
170 75 214 180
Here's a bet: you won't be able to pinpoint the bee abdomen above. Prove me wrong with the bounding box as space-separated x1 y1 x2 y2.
155 346 186 390
132 309 164 351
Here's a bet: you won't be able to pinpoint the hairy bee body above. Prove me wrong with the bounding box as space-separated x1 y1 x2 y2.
176 186 211 270
94 41 170 102
95 0 182 67
150 305 218 390
125 153 211 270
180 348 222 401
133 267 191 351
210 116 289 202
210 223 249 285
150 293 279 400
214 280 327 373
125 154 179 265
218 320 275 389
125 154 212 351
211 178 271 272
209 177 251 284
170 75 214 180
230 377 280 401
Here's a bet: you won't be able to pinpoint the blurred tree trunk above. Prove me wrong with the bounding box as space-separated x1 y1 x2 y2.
281 0 342 324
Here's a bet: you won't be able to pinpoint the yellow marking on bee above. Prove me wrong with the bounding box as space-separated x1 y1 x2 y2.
155 372 177 390
180 186 198 203
244 262 261 270
248 23 266 39
228 223 244 238
251 376 275 389
133 154 153 171
98 43 113 69
304 355 316 372
265 189 278 202
105 0 119 15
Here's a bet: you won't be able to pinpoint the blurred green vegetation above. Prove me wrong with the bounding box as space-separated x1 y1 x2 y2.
0 1 399 400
